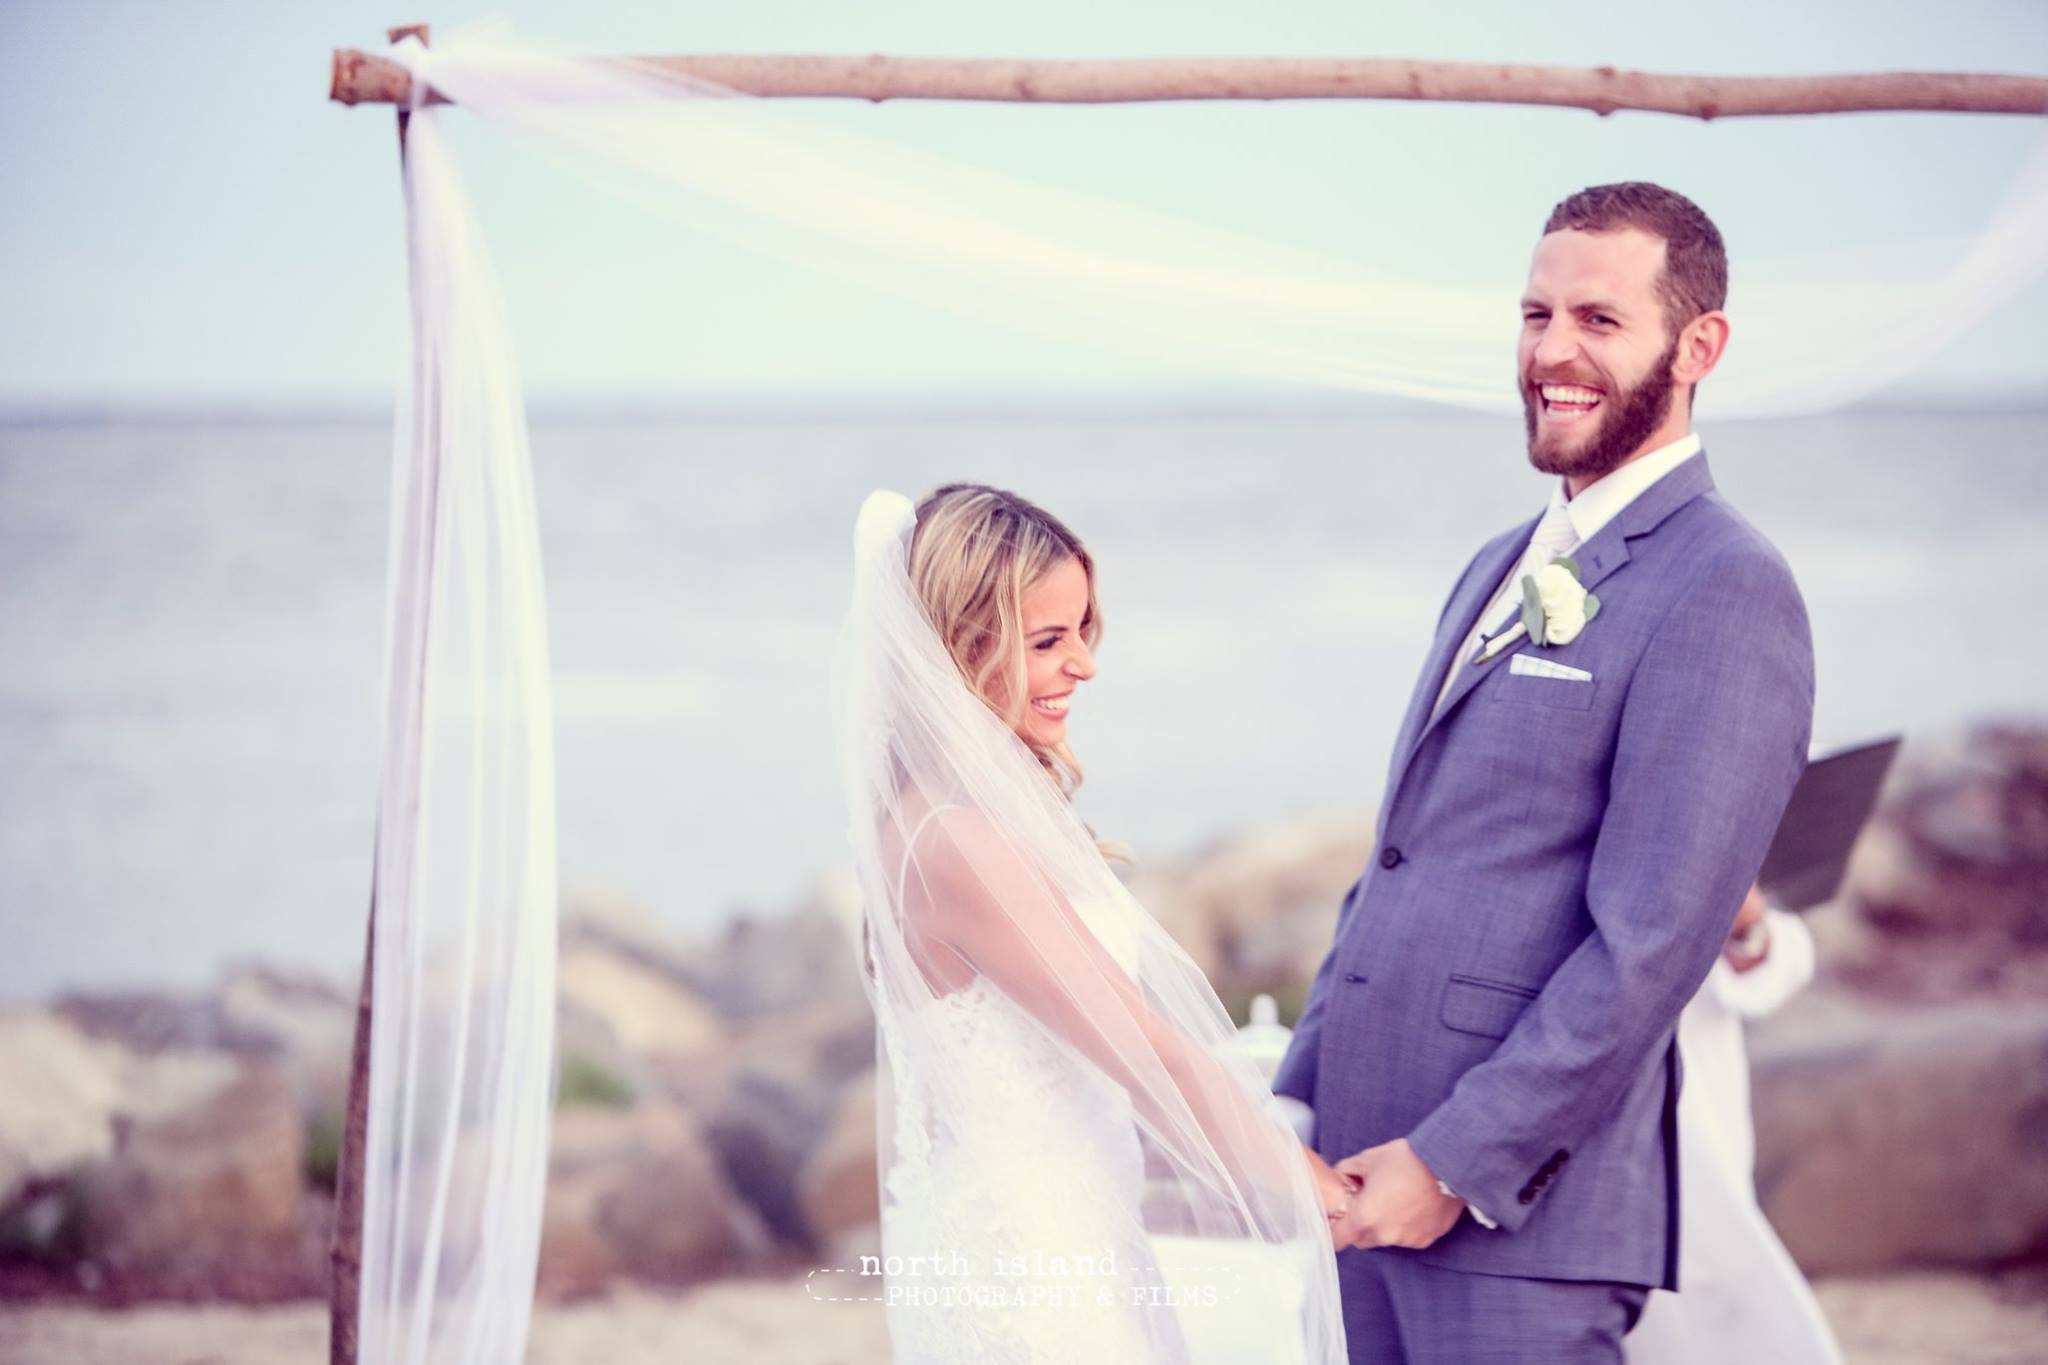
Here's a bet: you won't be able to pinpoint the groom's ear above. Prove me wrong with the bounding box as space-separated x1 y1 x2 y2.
1671 310 1730 389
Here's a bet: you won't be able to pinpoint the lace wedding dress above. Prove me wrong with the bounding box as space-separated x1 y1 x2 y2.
873 806 1184 1363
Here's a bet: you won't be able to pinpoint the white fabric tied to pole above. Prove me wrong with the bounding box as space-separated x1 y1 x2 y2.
361 33 560 1365
377 24 2048 418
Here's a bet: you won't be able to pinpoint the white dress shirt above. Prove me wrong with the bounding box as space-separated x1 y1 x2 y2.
1434 431 1704 716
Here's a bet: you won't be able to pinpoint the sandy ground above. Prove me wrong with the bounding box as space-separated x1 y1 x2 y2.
0 1270 2043 1364
1810 1271 2048 1365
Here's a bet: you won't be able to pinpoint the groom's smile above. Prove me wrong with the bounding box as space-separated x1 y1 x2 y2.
1536 381 1605 424
1540 378 1605 431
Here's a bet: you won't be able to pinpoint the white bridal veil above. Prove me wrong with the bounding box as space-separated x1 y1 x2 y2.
357 20 2046 1365
833 489 1345 1361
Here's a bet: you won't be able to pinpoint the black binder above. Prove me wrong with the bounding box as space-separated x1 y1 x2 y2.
1757 735 1903 912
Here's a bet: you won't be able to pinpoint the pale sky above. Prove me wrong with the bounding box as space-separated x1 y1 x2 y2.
2 0 2044 409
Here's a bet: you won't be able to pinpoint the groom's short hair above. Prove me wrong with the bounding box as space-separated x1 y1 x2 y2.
1543 183 1727 343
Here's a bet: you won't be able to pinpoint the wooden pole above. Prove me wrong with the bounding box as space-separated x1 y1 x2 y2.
330 49 2048 118
328 891 374 1365
330 32 428 1365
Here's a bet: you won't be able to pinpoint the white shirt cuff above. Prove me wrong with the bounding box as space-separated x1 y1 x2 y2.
1438 1178 1499 1229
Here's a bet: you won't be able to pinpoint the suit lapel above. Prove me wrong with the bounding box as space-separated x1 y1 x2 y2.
1379 519 1533 832
1380 451 1720 832
1422 589 1536 740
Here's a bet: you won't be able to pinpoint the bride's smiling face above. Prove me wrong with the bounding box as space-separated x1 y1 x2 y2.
1013 556 1096 748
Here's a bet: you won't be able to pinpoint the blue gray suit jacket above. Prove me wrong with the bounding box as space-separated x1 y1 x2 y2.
1272 450 1813 1291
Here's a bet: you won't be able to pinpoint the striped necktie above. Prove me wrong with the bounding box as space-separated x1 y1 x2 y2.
1435 500 1583 712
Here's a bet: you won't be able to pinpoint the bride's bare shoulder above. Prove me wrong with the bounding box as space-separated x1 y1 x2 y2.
882 793 1025 989
903 801 1026 874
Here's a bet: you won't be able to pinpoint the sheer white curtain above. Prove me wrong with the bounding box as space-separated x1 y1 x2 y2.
360 23 2046 1364
361 52 559 1365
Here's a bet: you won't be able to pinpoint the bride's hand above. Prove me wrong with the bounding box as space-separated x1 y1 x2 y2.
1302 1144 1361 1226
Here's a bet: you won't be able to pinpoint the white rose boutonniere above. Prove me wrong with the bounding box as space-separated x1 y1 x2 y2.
1527 559 1596 644
1470 556 1603 665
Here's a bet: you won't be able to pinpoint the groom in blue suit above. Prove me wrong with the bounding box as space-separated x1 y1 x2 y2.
1274 182 1815 1362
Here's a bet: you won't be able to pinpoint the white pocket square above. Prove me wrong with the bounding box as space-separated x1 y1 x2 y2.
1510 655 1593 682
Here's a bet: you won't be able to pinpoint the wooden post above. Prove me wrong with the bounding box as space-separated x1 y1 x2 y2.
329 31 428 1365
329 49 2048 118
328 889 374 1365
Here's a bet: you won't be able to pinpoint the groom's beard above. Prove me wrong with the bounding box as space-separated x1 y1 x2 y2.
1523 337 1680 482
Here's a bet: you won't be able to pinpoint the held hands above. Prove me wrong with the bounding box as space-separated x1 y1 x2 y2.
1329 1138 1464 1252
1301 1145 1362 1250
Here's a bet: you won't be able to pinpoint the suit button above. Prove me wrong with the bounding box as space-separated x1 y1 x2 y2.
1379 846 1404 869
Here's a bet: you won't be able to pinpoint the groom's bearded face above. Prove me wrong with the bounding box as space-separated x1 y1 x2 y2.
1518 228 1685 482
1522 334 1680 482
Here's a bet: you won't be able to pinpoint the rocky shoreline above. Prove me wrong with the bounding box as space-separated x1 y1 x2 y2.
3 720 2045 1353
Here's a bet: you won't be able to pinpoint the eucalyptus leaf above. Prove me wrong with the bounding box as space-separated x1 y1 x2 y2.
1520 575 1545 644
1583 593 1602 622
1553 554 1581 579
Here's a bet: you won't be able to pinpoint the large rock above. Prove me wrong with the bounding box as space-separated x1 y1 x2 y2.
1127 814 1373 1000
684 896 868 1024
655 995 875 1243
562 882 867 1040
212 964 354 1060
1751 996 2048 1275
0 1012 128 1211
52 966 356 1128
0 1010 242 1217
696 1051 848 1247
798 1070 879 1249
1834 723 2048 1002
54 963 351 1060
538 1103 771 1300
72 1063 323 1301
563 881 868 1029
557 942 724 1065
559 888 703 988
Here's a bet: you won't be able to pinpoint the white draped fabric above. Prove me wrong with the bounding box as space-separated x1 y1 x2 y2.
360 59 559 1365
358 22 2046 1364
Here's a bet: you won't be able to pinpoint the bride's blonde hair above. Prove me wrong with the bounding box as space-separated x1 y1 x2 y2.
909 482 1103 795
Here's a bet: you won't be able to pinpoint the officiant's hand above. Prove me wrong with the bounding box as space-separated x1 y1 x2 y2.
1723 882 1772 973
1331 1138 1463 1251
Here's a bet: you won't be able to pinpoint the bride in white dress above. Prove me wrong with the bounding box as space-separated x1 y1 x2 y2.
832 485 1352 1364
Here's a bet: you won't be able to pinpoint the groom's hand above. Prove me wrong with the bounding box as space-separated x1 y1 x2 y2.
1331 1138 1464 1251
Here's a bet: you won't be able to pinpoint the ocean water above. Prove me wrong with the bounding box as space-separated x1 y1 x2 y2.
3 404 2045 1002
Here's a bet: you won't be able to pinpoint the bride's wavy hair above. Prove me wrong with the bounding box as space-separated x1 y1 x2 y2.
908 482 1103 796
